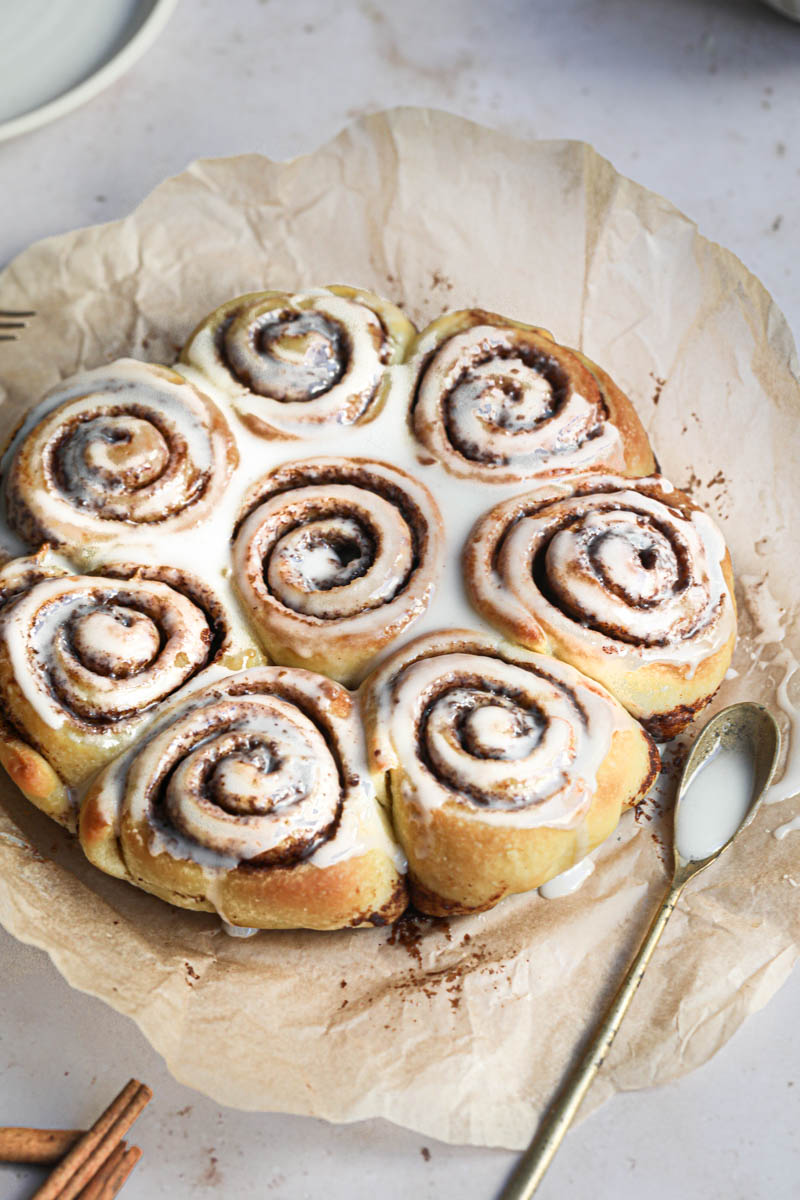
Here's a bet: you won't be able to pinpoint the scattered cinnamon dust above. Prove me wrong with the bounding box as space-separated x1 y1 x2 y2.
650 373 667 405
430 270 454 292
386 909 428 966
199 1151 221 1187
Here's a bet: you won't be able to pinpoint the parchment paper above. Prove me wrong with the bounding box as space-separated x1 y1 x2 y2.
0 108 798 1150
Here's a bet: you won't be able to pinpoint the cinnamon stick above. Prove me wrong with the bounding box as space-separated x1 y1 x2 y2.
76 1142 140 1200
32 1079 151 1200
0 1127 82 1164
74 1143 127 1200
86 1145 141 1200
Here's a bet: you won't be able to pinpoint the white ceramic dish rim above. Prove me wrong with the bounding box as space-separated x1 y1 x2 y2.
0 0 179 145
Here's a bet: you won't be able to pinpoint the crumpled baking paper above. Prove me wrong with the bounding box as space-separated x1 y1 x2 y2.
0 108 798 1150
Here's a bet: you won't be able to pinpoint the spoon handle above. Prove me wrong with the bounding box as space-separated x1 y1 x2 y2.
499 874 688 1200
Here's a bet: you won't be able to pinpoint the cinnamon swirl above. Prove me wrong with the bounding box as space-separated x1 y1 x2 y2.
0 550 262 829
410 310 655 484
4 360 237 557
465 474 737 738
232 457 444 684
80 667 407 930
181 285 415 438
360 631 657 916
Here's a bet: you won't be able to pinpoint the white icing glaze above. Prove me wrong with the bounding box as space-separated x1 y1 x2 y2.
87 667 405 889
137 697 338 861
0 289 736 875
240 483 415 619
538 853 595 899
230 457 445 679
2 359 236 549
765 647 800 823
368 640 627 830
675 741 756 861
1 575 212 731
182 288 412 436
775 814 800 839
468 474 735 676
738 575 800 831
411 323 626 481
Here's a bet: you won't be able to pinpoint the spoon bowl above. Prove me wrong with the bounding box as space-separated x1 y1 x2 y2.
673 702 782 883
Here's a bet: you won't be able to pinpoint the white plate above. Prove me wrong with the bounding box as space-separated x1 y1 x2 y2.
0 0 178 144
762 0 800 17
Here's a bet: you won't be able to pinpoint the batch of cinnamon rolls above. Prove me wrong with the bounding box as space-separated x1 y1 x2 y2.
0 286 737 931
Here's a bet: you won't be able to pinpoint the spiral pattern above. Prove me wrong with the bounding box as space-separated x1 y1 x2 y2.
361 631 658 915
365 632 636 827
79 667 407 929
4 359 237 552
0 546 73 612
233 457 443 684
0 575 218 733
465 474 737 735
181 286 416 438
410 310 654 483
118 679 344 865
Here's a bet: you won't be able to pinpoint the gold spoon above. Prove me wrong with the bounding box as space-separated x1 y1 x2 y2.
499 701 782 1200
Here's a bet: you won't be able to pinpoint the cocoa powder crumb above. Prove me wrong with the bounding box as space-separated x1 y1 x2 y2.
386 910 429 966
681 469 702 496
650 373 667 405
200 1152 221 1187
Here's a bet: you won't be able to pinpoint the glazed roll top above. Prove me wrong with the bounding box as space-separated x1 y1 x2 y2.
4 360 237 555
409 311 655 483
80 667 407 930
181 285 416 438
465 473 737 737
233 457 444 684
5 576 211 724
0 551 262 826
361 631 657 915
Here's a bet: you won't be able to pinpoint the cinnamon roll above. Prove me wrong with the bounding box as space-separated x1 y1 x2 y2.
181 285 415 438
232 457 444 684
4 360 237 557
465 474 737 738
0 550 262 829
80 667 407 931
360 631 657 916
410 310 655 484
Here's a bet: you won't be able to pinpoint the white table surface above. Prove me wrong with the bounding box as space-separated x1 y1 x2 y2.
1 1 799 1196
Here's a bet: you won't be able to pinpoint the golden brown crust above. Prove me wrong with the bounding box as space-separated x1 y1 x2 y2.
409 310 655 484
570 350 656 476
109 824 407 931
0 720 70 827
0 551 263 826
400 721 658 917
465 473 737 738
79 666 407 931
180 285 416 439
361 631 657 916
5 360 237 555
1 287 731 934
232 457 443 686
